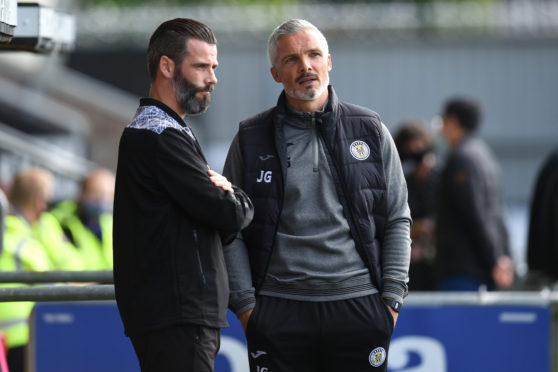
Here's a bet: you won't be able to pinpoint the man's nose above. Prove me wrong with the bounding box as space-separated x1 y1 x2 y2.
207 69 217 85
299 57 312 72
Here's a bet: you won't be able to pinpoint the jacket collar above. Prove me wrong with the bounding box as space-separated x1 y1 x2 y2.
274 85 339 132
139 98 187 128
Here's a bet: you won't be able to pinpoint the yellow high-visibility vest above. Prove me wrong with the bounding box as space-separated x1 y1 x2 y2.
33 212 85 271
50 201 113 270
0 215 51 349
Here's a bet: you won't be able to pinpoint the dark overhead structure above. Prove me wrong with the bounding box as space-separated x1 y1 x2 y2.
0 0 17 43
1 2 75 53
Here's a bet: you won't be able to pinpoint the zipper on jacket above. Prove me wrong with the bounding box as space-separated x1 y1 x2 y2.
192 229 207 286
257 120 286 292
311 114 319 172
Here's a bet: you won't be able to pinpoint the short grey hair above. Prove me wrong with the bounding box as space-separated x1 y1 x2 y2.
267 19 329 67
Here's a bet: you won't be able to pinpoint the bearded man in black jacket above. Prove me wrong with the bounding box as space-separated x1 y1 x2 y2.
113 18 254 372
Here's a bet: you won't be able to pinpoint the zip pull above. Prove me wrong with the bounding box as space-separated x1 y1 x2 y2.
312 114 319 173
192 229 207 285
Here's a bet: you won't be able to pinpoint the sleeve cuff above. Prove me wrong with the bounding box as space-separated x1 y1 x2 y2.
229 289 256 317
382 279 408 304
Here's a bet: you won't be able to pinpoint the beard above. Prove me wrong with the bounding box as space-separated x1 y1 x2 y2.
172 70 213 115
285 73 329 101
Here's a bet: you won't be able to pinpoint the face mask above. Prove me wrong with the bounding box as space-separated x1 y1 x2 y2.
434 133 449 166
429 115 449 163
79 201 111 223
401 160 417 178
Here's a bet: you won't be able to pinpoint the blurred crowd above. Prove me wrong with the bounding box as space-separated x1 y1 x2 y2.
0 167 115 371
394 96 558 293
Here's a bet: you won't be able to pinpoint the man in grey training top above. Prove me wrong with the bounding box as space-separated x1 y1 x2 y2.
223 19 411 372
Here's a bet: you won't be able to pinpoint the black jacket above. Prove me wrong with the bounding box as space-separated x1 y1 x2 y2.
435 136 509 284
237 87 388 292
113 98 253 336
527 148 558 278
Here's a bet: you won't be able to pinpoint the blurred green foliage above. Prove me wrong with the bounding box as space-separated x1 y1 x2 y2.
82 0 295 6
82 0 497 6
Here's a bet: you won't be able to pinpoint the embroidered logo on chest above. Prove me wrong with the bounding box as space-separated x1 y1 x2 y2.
350 140 370 160
256 170 272 183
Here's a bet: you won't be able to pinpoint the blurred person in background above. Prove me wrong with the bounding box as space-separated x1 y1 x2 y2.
394 120 439 291
435 97 514 291
0 167 53 372
48 168 115 270
223 19 411 372
525 147 558 288
113 18 253 372
34 210 85 271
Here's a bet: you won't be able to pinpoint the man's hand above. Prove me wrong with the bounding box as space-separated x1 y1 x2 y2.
208 168 234 194
385 305 399 327
238 309 253 333
492 255 514 290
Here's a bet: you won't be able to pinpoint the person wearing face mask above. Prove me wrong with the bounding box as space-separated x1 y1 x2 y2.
48 168 116 270
394 120 439 291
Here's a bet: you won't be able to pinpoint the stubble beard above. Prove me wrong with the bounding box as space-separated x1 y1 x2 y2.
285 75 329 101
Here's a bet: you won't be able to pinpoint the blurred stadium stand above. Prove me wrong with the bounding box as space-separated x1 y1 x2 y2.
0 50 136 199
0 0 137 199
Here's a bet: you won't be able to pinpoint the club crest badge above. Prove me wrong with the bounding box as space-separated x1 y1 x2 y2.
369 346 386 367
350 140 370 160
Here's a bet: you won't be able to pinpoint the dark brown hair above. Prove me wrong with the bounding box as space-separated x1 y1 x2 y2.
442 96 482 132
147 18 216 82
394 119 434 159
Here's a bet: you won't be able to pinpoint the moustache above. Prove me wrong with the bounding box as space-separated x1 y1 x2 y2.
295 73 319 83
195 84 215 93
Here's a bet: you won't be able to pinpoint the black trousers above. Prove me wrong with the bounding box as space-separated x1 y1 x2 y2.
130 324 220 372
246 294 395 372
7 346 24 372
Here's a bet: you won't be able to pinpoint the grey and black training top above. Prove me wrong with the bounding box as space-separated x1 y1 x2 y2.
223 94 411 317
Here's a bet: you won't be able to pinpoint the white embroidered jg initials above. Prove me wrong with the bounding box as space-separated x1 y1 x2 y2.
256 170 272 183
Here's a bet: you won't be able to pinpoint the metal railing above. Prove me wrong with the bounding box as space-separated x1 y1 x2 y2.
0 270 114 302
0 271 556 370
0 270 113 284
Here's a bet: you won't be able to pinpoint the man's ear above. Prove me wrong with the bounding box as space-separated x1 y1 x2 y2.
159 55 175 79
327 54 332 72
270 66 281 83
